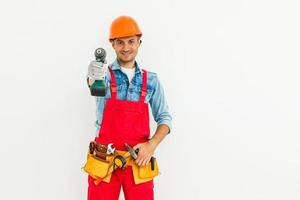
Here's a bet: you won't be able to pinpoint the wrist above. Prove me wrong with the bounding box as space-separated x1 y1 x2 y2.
148 137 159 149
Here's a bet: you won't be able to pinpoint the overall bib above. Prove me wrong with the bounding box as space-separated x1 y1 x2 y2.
87 66 154 200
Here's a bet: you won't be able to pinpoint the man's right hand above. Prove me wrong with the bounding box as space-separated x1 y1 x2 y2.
87 61 106 82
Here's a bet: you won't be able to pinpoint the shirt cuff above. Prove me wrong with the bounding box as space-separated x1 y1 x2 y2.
157 120 172 134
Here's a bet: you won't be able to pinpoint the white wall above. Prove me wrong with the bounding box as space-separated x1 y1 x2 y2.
1 0 300 199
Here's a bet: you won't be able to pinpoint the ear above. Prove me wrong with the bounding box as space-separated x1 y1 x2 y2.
138 39 142 47
111 40 116 49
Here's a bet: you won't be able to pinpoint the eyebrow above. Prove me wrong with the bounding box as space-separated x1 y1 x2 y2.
115 38 136 43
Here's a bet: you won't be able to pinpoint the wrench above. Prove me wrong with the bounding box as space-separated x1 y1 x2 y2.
106 143 116 155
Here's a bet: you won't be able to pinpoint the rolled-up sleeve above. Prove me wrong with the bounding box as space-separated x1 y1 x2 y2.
94 96 105 136
149 75 172 133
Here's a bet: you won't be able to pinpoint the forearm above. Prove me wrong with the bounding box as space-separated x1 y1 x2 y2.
149 124 169 149
134 124 169 166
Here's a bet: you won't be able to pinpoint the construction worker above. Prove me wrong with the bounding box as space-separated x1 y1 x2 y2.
87 16 172 200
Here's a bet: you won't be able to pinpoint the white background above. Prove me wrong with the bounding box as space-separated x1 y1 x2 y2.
0 0 300 199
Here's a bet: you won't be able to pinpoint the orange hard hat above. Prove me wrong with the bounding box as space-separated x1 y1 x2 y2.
109 16 142 40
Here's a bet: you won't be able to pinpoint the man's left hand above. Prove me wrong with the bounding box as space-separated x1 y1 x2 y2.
133 141 157 166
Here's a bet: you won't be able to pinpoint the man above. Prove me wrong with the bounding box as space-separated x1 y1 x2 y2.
87 16 172 200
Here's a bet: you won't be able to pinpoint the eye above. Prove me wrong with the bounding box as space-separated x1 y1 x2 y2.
129 40 135 45
116 40 123 45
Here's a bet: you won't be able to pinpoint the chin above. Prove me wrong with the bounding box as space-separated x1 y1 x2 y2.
120 57 134 63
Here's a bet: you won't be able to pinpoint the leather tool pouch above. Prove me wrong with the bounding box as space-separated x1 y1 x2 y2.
83 153 110 178
138 157 159 179
83 141 111 179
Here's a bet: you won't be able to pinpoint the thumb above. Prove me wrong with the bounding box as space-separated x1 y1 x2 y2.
133 143 142 150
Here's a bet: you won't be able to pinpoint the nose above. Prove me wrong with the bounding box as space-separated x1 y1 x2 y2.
122 42 131 52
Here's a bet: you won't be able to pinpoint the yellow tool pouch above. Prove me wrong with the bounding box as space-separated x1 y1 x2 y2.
138 159 159 179
83 153 110 179
131 158 159 184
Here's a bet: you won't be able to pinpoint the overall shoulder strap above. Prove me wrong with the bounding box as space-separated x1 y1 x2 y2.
108 66 117 99
140 69 147 103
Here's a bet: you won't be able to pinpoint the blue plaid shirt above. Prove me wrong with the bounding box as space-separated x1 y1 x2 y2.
94 59 172 136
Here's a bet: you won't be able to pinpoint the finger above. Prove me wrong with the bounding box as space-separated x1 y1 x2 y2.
145 157 152 166
138 156 148 166
136 154 145 165
135 155 142 164
142 158 149 166
138 158 144 166
141 155 151 166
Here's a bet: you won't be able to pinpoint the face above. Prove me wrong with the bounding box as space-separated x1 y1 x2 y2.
111 36 141 65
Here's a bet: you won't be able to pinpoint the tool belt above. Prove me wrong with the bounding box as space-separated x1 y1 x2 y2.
82 141 159 185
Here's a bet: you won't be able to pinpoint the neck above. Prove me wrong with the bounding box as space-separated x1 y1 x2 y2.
118 59 135 69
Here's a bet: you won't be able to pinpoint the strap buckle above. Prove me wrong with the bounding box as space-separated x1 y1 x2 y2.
111 86 117 93
141 90 147 97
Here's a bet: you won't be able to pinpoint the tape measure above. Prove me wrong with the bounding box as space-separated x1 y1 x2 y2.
113 155 127 170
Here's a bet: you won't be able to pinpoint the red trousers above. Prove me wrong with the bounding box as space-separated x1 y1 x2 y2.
88 166 154 200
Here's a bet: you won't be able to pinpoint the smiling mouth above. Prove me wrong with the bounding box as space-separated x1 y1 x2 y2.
121 52 131 56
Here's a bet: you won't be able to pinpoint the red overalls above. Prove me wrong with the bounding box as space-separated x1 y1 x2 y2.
87 66 154 200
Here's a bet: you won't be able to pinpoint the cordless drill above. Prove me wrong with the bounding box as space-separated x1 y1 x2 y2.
87 48 107 96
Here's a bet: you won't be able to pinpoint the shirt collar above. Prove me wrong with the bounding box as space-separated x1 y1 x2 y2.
110 59 142 74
